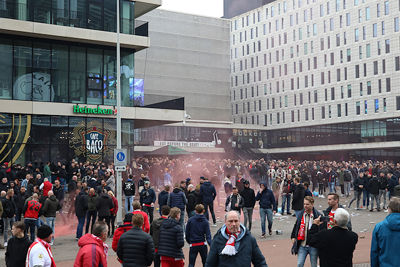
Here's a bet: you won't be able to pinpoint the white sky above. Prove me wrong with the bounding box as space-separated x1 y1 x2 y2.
159 0 223 18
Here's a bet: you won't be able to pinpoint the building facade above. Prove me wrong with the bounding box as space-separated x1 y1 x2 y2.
230 0 400 159
135 9 232 122
0 0 184 165
223 0 276 19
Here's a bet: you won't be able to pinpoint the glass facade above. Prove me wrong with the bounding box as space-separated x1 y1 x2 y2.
0 113 134 165
0 0 135 34
0 34 138 106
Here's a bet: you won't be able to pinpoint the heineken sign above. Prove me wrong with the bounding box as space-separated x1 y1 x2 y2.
73 105 117 115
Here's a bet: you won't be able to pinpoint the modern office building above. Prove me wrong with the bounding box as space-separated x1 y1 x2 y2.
0 0 185 165
135 9 231 122
223 0 276 19
230 0 400 159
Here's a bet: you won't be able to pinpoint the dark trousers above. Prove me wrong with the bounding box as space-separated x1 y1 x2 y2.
204 202 216 224
85 210 97 234
24 218 37 242
76 216 85 239
340 184 345 195
98 216 110 234
142 206 154 223
154 251 161 267
363 189 370 207
189 245 208 267
110 215 116 235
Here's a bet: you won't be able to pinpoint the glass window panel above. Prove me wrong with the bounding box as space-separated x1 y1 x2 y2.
87 0 103 30
51 44 68 102
70 0 87 28
69 46 85 103
87 48 103 104
30 115 50 144
104 0 116 32
52 0 69 26
121 50 134 107
120 1 135 34
33 0 51 23
0 38 12 99
13 40 33 101
33 42 51 102
50 116 68 144
103 49 116 106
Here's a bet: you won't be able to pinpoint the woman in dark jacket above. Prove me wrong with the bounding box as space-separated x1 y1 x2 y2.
96 192 114 237
158 207 185 266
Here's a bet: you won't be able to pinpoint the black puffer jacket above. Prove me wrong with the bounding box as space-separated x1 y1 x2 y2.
42 195 60 217
158 218 184 259
292 184 306 211
96 193 114 217
150 216 168 249
116 226 155 267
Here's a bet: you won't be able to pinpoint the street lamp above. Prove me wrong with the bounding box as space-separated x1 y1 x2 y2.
115 0 133 225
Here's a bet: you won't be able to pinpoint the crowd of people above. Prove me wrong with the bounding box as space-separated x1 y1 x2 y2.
0 157 399 266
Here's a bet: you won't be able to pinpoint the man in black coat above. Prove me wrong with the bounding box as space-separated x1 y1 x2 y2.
240 180 256 231
5 221 32 267
117 213 155 267
348 173 365 209
200 177 217 225
158 207 185 266
205 211 268 267
368 175 381 211
292 177 306 218
75 187 88 240
96 191 114 237
309 208 358 267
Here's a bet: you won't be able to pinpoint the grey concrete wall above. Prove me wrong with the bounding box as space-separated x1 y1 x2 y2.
135 9 232 122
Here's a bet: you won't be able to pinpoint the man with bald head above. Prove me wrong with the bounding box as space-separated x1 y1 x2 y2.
23 193 42 241
42 190 61 245
205 211 268 267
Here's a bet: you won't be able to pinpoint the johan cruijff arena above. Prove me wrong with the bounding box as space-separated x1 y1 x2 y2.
0 0 185 164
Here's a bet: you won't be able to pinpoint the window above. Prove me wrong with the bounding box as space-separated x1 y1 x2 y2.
360 82 363 96
375 99 379 113
382 21 385 35
395 17 400 32
386 78 391 92
337 104 342 117
383 98 387 112
374 61 378 75
384 1 389 15
364 100 368 114
328 105 332 118
356 101 360 115
355 65 360 78
347 48 351 62
314 90 318 103
345 103 348 116
346 13 350 26
331 87 335 100
377 41 381 55
359 46 362 59
385 39 390 53
365 7 370 20
373 23 377 37
397 97 400 110
321 106 326 119
366 44 371 57
354 28 359 41
377 4 381 17
347 84 351 98
395 56 400 71
305 109 309 121
367 81 371 95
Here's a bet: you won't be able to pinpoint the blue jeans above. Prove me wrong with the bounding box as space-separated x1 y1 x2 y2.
328 182 336 193
297 246 318 267
204 202 216 224
281 194 291 214
76 216 85 239
3 217 15 243
24 218 37 242
45 217 55 242
260 208 273 235
125 196 133 213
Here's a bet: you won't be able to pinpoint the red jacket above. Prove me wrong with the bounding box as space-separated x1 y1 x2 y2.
74 233 108 267
112 223 133 252
24 200 42 219
42 181 53 197
133 210 150 233
110 196 118 216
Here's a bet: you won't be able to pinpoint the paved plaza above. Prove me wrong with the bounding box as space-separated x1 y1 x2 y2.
0 194 386 266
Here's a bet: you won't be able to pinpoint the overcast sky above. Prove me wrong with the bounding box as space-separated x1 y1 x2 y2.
159 0 223 18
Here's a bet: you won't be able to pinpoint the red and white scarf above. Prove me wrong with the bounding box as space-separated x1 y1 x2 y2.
91 234 109 256
297 212 313 241
25 238 56 267
221 228 240 256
